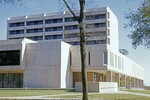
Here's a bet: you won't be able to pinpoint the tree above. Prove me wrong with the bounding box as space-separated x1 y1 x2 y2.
125 0 150 49
62 0 88 100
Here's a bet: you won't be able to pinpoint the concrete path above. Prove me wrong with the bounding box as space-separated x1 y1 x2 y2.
0 91 150 100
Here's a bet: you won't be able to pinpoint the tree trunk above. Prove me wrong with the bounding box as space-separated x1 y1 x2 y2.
78 0 88 100
79 23 88 100
62 0 88 99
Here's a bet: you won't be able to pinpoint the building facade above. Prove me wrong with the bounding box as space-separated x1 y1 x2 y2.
0 7 144 89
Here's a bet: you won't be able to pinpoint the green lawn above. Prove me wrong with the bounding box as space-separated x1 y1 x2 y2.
46 93 150 100
0 89 75 97
125 90 150 95
0 89 149 100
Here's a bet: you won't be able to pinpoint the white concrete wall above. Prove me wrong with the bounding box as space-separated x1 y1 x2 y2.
70 44 107 71
107 7 119 51
107 48 144 80
25 41 62 88
75 82 118 93
60 42 72 88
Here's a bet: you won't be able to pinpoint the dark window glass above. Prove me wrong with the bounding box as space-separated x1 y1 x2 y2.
86 14 106 20
45 26 62 32
86 23 106 28
67 41 80 45
104 52 108 65
45 18 63 24
64 33 79 38
65 17 77 22
26 28 43 33
27 36 43 41
0 73 23 88
0 50 20 66
89 52 90 65
70 52 72 66
86 40 106 45
10 22 24 27
27 20 43 26
9 30 24 35
65 25 78 30
45 35 63 40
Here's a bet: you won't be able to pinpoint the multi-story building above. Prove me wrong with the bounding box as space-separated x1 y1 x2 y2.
7 7 118 51
0 7 144 91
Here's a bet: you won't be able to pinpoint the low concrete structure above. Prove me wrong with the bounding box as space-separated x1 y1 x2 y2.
75 82 118 93
0 38 144 89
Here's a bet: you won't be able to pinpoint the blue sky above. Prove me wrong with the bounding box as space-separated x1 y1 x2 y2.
0 0 150 85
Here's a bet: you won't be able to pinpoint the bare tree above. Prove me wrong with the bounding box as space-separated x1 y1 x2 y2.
62 0 88 100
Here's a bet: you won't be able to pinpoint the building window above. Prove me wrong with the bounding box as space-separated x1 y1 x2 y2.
45 18 63 24
9 22 24 27
86 14 106 20
26 20 43 26
64 33 79 38
45 26 62 32
118 56 121 69
115 54 117 68
0 50 20 66
110 52 114 67
9 30 24 35
68 41 80 45
107 29 110 36
88 52 90 65
103 51 108 65
26 28 43 33
122 58 124 70
108 12 110 19
108 21 110 27
65 25 78 30
45 35 63 40
107 38 110 45
70 52 72 66
65 17 77 22
86 23 106 28
0 73 23 88
86 40 106 45
27 36 43 41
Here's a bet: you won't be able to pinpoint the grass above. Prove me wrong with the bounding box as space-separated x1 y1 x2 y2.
125 90 150 95
0 89 75 97
46 93 150 100
0 89 149 100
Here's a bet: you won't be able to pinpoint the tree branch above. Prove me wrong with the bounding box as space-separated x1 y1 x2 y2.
62 0 78 21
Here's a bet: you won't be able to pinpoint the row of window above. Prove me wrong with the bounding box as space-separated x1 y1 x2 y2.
9 14 107 27
68 40 107 45
9 22 107 35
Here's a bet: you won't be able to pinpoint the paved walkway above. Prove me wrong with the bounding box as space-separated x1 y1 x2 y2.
0 91 150 100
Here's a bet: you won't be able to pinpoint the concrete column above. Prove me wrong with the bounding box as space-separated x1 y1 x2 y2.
131 78 135 88
135 78 138 88
141 80 144 88
137 79 140 88
139 79 142 88
115 73 120 87
106 71 112 82
126 77 131 89
120 75 126 88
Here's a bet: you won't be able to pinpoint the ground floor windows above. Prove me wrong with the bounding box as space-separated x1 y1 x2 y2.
0 73 23 88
